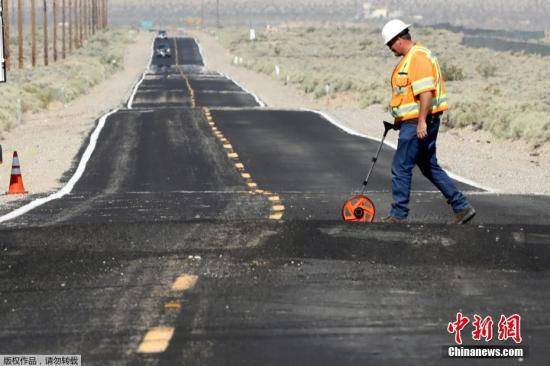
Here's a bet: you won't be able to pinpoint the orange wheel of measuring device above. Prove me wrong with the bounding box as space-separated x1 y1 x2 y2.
341 195 376 223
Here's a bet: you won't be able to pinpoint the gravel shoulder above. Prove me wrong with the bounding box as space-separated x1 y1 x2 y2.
0 31 153 208
188 29 550 195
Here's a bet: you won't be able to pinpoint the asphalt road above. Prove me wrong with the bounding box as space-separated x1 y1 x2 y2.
0 36 548 365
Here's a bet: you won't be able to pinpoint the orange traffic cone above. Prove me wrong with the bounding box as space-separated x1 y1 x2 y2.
6 151 28 195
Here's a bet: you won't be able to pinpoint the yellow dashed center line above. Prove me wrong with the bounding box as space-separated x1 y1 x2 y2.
171 274 199 291
174 40 196 108
137 272 198 354
269 212 284 220
202 107 285 220
138 39 209 357
164 301 182 310
137 327 175 354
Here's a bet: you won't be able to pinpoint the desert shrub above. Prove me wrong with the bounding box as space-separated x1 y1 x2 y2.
442 63 465 81
215 25 550 143
314 85 327 98
0 28 137 133
477 62 498 78
359 90 385 108
359 39 372 50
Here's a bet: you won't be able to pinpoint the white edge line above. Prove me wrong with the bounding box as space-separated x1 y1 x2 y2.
218 71 266 108
302 108 497 193
195 38 207 68
127 37 155 109
193 37 266 107
0 109 120 224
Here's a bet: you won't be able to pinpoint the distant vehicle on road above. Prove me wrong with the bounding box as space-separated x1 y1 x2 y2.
157 30 168 39
155 43 172 58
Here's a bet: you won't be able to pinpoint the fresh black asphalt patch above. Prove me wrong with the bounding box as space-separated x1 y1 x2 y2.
0 36 548 365
1 220 548 365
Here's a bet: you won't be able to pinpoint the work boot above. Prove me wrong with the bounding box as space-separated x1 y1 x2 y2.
450 206 476 224
381 215 408 224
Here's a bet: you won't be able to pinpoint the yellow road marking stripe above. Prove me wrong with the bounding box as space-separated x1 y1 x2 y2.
137 327 175 354
269 212 284 220
202 107 283 221
171 274 198 291
164 301 182 309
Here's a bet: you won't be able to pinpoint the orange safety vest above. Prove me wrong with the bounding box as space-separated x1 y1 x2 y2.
389 43 449 122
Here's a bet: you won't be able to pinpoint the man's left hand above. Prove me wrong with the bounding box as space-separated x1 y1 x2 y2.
417 120 428 139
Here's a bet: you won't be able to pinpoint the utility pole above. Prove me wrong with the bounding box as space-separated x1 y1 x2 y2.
53 0 58 62
17 0 22 68
200 0 204 29
2 0 9 70
87 0 90 38
68 0 72 52
84 0 87 39
74 0 82 48
43 0 48 66
216 0 220 28
91 0 94 33
92 0 95 34
31 0 36 67
91 0 93 34
78 0 82 45
82 0 85 41
62 0 65 58
104 0 107 28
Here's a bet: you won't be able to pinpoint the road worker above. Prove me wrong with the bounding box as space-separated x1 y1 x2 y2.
380 20 476 224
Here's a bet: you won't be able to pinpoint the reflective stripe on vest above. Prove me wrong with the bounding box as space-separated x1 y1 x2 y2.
390 44 448 121
392 97 449 119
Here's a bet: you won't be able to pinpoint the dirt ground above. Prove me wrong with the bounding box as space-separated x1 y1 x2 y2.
187 29 550 195
0 31 154 207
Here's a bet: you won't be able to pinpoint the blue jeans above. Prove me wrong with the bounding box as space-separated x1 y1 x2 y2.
390 119 470 219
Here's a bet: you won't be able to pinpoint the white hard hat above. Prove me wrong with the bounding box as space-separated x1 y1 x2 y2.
381 19 411 45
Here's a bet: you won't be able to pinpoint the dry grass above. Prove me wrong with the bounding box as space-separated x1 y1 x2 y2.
214 25 550 145
0 27 137 136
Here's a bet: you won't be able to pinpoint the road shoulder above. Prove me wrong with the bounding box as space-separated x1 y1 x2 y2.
0 30 154 209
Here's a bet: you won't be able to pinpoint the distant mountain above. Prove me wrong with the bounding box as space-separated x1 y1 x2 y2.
109 0 550 31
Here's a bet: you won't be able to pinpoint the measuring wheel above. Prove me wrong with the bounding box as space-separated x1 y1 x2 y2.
341 195 376 223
